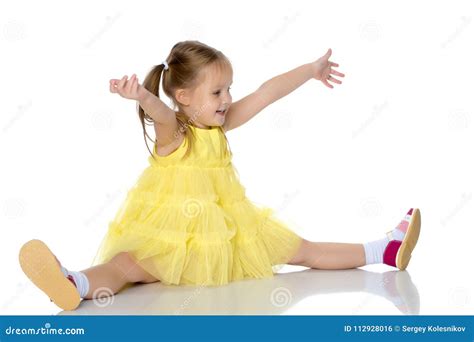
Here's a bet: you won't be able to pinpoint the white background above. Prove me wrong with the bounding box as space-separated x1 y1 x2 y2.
1 0 473 315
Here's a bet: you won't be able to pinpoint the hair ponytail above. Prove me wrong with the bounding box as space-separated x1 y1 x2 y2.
137 64 166 161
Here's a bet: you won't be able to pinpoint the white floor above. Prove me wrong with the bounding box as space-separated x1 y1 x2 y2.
3 261 473 316
4 199 474 316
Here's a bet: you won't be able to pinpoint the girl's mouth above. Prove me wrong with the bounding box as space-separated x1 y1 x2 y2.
216 109 226 116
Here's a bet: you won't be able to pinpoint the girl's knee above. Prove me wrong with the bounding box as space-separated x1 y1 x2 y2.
110 252 156 283
110 251 135 267
287 238 312 266
110 252 139 281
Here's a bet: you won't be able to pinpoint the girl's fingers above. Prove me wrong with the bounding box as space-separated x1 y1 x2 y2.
322 79 334 89
330 69 345 77
110 82 117 93
125 74 133 93
328 75 342 84
134 77 140 94
325 48 332 59
110 74 140 97
110 79 120 92
126 74 137 95
117 75 128 91
329 62 339 67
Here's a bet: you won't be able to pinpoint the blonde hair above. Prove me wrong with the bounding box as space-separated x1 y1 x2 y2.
138 40 233 161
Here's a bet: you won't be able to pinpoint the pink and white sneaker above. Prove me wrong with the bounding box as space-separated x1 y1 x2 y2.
383 208 421 270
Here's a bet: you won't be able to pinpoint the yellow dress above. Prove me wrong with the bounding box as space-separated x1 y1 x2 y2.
91 124 303 286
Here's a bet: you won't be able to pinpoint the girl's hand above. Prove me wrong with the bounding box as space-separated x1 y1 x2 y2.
310 48 345 89
109 74 147 101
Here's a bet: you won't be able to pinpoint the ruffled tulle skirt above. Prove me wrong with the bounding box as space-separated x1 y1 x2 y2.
90 163 303 286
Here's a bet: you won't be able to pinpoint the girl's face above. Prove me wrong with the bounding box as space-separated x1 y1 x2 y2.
177 62 233 129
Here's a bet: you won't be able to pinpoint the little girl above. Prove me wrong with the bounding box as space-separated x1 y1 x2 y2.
19 40 421 311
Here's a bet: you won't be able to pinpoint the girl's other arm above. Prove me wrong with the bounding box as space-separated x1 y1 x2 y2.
110 74 179 143
223 49 344 132
110 74 176 125
137 88 176 125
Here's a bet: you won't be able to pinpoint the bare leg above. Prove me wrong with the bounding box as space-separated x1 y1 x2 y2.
288 238 366 269
81 252 158 299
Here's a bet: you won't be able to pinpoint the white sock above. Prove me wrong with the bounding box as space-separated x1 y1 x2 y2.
59 265 69 277
363 228 405 265
59 266 90 298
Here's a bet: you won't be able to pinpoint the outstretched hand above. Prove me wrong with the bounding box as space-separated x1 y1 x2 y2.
310 49 345 89
109 74 146 101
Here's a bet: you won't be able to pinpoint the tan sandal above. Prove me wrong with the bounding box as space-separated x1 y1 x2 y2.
19 239 81 311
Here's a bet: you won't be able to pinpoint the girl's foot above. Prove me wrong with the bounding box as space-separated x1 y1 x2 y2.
19 239 81 311
363 208 421 270
383 208 421 270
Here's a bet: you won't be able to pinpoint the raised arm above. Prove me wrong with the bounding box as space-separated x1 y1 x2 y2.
110 74 176 125
223 49 344 132
137 88 176 125
110 74 179 147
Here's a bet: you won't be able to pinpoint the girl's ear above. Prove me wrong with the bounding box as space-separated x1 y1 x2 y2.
175 88 191 106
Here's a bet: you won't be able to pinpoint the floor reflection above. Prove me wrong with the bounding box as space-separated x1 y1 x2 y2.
58 268 419 315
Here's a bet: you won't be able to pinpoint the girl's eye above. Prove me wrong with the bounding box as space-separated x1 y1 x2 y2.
213 87 231 96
